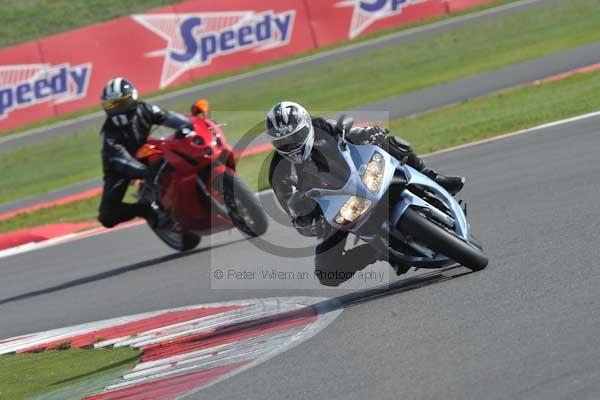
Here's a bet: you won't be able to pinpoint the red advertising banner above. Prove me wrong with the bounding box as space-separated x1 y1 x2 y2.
0 41 56 129
0 0 315 132
306 0 449 47
37 6 179 118
0 0 498 132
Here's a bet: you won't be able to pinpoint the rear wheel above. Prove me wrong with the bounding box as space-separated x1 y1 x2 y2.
398 208 488 271
219 173 268 237
151 224 201 252
138 182 201 252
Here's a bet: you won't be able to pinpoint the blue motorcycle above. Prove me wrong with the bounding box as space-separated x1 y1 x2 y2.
305 115 488 273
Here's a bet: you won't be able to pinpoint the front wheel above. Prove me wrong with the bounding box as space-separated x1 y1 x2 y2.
398 208 488 271
220 173 268 237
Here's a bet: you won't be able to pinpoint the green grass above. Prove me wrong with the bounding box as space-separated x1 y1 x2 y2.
3 0 600 204
0 0 179 48
5 69 600 233
0 347 139 400
0 195 100 234
0 132 101 204
389 71 600 153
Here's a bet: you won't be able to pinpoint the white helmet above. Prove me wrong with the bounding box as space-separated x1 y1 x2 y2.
265 101 314 164
101 77 138 126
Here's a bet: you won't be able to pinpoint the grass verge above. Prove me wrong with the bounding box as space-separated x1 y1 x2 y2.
0 132 101 204
0 347 140 400
0 195 101 234
388 71 600 153
2 0 600 204
3 69 599 233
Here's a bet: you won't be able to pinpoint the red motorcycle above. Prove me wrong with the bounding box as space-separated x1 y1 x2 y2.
135 115 268 251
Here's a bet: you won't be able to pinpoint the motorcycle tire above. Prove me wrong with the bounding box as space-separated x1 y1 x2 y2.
138 182 201 252
151 226 201 252
220 173 268 237
398 207 488 272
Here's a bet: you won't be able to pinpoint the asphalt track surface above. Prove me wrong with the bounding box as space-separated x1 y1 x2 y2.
2 114 600 399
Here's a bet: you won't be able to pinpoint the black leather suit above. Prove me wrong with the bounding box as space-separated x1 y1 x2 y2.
269 118 422 286
98 102 191 228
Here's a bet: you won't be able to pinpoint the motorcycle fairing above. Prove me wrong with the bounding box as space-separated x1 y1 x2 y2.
306 140 470 267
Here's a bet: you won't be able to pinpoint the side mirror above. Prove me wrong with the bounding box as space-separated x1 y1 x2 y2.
336 114 354 136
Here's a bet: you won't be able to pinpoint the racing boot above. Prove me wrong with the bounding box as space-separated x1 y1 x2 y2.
385 137 465 195
422 168 465 195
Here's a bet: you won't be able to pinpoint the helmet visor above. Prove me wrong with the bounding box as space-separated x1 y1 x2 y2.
102 93 135 115
270 126 311 154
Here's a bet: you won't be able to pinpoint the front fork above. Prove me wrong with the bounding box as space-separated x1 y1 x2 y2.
195 162 234 218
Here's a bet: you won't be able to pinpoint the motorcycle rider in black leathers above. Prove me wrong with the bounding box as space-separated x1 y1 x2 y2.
266 101 465 286
98 77 192 228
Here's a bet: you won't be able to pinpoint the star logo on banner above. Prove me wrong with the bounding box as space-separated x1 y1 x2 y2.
133 11 295 88
336 0 423 39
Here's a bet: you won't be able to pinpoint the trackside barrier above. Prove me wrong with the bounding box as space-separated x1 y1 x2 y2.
0 0 499 131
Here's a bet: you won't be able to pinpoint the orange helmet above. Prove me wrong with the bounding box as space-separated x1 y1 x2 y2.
191 99 209 117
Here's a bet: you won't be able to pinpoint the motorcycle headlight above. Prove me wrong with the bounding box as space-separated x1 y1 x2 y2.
335 196 372 224
360 152 386 193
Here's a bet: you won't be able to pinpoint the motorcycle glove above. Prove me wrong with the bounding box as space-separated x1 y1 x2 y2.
292 215 328 238
286 188 318 218
349 126 389 145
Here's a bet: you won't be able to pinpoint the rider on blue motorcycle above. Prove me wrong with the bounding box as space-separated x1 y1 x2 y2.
266 101 465 285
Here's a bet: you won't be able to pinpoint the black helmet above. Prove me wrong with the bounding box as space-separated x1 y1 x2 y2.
101 77 138 125
265 101 314 164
